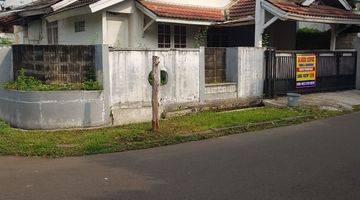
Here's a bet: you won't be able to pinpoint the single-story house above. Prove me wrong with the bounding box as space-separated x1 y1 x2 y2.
0 0 360 50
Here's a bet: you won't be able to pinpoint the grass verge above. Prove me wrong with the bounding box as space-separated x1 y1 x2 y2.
0 106 345 157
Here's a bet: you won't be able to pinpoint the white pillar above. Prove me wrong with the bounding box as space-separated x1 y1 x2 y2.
330 24 337 51
254 0 265 47
102 11 107 45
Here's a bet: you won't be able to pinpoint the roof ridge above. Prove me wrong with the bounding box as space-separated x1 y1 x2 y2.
138 0 225 10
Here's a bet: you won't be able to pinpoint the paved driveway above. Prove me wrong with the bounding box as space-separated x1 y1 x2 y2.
1 113 360 200
265 90 360 110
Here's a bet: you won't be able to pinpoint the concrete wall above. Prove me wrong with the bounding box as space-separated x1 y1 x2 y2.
108 48 200 125
0 46 13 83
0 44 266 129
107 46 265 125
0 89 106 130
227 47 265 98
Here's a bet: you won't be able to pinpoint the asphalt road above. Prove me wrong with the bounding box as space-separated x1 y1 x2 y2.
1 112 360 200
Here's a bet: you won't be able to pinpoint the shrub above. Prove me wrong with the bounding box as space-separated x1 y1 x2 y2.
0 37 12 45
2 69 102 91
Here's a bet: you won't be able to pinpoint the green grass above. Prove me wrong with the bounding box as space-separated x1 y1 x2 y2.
353 105 360 112
0 107 343 157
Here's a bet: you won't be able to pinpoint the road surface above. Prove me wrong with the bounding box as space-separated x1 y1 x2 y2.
1 112 360 200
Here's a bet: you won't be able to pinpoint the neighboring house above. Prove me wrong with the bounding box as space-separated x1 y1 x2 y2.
0 0 359 49
3 0 37 8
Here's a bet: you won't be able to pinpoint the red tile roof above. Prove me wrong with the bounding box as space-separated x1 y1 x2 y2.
226 0 256 21
266 0 360 20
137 0 225 22
0 13 18 24
225 0 360 23
2 0 360 25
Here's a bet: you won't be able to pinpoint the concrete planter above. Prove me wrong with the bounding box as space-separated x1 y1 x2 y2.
0 89 106 130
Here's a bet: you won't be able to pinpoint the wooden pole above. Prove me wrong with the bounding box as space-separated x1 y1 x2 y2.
152 56 160 132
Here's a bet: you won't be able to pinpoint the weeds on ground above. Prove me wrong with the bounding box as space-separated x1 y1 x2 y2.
2 69 102 91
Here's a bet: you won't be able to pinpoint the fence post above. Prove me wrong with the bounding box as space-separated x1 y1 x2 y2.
199 47 206 104
264 48 276 98
356 50 360 90
152 56 160 133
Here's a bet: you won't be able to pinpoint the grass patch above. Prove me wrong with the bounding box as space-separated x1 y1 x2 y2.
0 107 344 157
352 105 360 112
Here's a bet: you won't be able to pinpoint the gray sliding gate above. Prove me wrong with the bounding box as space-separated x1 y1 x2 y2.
265 49 357 97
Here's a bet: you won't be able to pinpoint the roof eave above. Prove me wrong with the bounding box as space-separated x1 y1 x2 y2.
262 0 360 25
215 16 255 26
135 1 215 26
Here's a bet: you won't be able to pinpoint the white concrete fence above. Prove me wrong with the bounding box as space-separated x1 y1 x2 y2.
107 49 200 125
0 45 267 129
105 47 266 125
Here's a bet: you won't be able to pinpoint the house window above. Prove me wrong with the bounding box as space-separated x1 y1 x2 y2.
47 21 58 44
158 24 171 48
174 26 186 48
75 21 85 32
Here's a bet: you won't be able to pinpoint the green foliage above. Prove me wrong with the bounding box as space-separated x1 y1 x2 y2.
3 69 43 91
82 80 102 90
194 27 209 48
0 37 12 45
0 120 10 133
2 69 102 91
297 27 322 34
0 106 346 157
262 32 271 48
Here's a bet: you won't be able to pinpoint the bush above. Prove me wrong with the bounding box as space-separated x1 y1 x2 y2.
297 27 322 34
0 37 12 45
2 69 102 91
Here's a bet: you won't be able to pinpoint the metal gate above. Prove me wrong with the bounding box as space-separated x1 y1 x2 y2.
264 49 357 97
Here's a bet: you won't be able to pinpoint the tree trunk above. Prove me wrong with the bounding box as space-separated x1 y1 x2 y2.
152 56 160 133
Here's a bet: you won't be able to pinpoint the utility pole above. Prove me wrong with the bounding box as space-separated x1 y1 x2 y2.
152 56 160 132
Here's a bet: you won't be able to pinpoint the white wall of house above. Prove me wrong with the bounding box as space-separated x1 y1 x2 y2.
105 0 201 48
20 0 202 48
22 12 103 45
57 12 103 45
128 12 200 48
27 20 44 44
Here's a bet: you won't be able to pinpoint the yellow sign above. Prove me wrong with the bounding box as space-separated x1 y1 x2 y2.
296 54 316 88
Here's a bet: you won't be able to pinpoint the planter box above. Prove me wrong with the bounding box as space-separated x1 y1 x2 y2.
0 89 106 130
